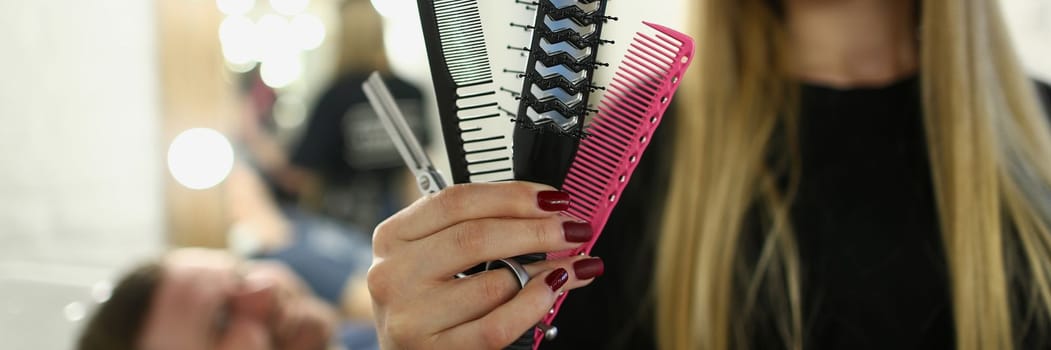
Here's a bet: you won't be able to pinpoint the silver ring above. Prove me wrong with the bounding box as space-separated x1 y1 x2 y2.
484 259 530 289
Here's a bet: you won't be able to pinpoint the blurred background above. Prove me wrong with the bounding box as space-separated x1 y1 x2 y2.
0 0 1047 348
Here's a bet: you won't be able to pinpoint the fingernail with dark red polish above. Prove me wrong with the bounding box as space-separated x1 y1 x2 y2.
546 268 569 292
573 258 605 280
563 221 593 243
537 191 570 212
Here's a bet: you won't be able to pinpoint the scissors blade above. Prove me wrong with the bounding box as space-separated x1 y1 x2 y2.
362 72 446 193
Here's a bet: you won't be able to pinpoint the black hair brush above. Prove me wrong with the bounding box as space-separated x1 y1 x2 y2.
511 0 614 188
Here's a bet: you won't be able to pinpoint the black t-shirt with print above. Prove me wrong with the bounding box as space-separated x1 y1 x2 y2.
291 72 428 231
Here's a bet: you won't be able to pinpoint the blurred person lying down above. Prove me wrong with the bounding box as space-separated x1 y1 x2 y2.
76 247 374 350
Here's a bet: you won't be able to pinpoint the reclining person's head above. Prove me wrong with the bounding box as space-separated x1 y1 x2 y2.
77 248 337 350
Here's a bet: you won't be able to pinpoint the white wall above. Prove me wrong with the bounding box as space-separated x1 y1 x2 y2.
0 1 164 349
1001 0 1051 82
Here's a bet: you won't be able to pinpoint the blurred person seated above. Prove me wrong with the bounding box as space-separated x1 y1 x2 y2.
240 0 429 233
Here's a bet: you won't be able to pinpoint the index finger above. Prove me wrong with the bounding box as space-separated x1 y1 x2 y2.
376 181 570 242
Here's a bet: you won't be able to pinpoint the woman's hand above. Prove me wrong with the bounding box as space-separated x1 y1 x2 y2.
368 182 604 349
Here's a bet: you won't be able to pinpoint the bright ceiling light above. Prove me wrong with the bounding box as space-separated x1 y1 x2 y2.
260 53 303 88
255 14 292 62
289 14 326 51
167 128 235 190
219 15 258 65
269 0 309 16
217 0 256 15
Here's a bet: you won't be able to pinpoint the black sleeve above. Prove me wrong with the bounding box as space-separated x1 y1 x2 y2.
290 80 353 173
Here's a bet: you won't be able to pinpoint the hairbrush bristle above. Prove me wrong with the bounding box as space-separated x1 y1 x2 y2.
513 0 613 135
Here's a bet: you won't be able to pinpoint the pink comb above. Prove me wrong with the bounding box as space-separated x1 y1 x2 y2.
532 21 695 348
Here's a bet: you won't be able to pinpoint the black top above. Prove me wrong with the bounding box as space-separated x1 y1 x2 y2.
290 72 429 231
543 77 1051 350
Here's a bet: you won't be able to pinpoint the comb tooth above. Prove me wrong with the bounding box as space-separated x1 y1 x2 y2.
573 149 611 171
459 103 499 112
444 50 487 61
464 135 504 144
611 74 658 97
638 32 679 53
470 167 513 176
616 62 659 87
622 60 661 83
641 36 680 60
448 72 490 82
627 54 669 80
604 85 650 115
599 120 634 142
629 43 674 67
467 157 511 166
636 38 678 61
464 146 509 155
456 80 494 90
580 136 626 157
570 188 602 207
600 119 638 143
638 34 678 54
566 206 593 221
437 20 483 31
601 95 645 121
440 30 485 41
571 163 613 184
566 174 605 196
459 90 496 99
458 113 501 122
565 207 587 220
594 116 634 138
596 118 634 151
442 44 487 55
434 2 477 13
435 2 478 11
584 147 622 169
576 150 616 173
440 32 486 45
447 67 489 77
627 50 673 78
611 81 657 111
652 31 685 50
592 111 630 134
573 192 603 214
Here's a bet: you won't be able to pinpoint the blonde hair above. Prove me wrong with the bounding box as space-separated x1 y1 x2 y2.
336 0 389 74
656 0 1051 349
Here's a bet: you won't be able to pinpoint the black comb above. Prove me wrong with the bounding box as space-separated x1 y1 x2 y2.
416 0 514 183
512 0 613 188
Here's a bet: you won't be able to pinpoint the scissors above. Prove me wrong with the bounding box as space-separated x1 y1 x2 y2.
362 72 447 194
